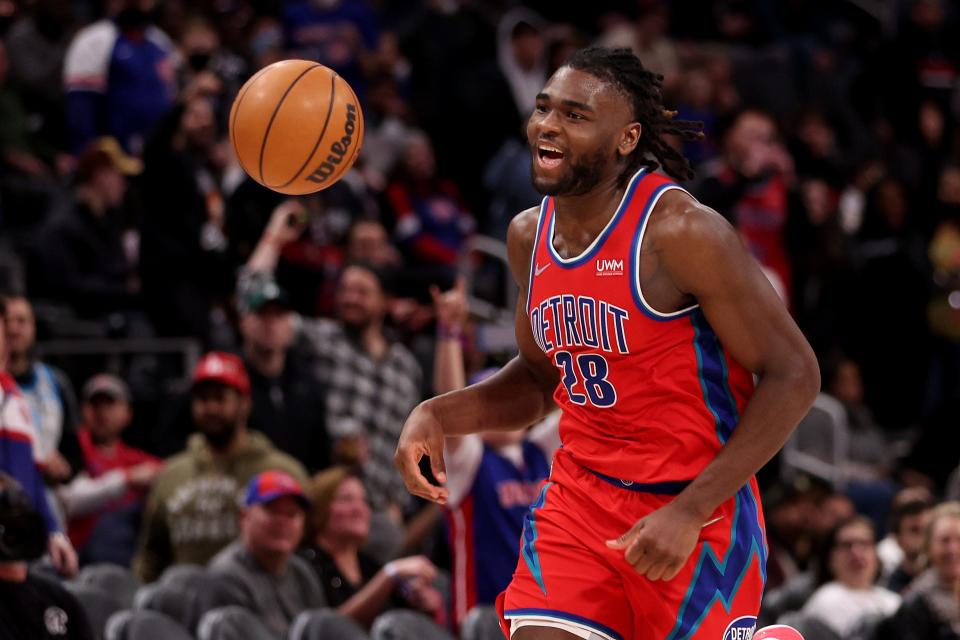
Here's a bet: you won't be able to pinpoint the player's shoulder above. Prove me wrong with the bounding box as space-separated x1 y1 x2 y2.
507 204 543 248
647 188 739 251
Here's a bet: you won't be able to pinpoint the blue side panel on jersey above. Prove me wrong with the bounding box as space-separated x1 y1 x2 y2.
521 482 553 596
665 484 767 640
547 169 646 268
691 309 739 444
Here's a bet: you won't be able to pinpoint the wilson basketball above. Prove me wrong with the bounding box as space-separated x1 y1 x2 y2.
229 59 364 195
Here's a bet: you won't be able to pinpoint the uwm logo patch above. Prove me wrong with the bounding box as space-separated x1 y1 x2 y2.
596 258 624 276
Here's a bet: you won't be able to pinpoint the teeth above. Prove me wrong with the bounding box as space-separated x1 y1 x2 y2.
539 145 562 154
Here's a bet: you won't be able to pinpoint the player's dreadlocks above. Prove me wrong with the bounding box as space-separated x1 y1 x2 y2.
565 47 703 184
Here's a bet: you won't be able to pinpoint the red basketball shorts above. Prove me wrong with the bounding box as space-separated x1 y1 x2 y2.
496 450 767 640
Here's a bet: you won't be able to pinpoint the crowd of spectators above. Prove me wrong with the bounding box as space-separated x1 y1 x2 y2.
1 0 960 638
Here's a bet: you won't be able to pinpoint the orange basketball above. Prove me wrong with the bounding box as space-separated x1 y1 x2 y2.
229 60 364 195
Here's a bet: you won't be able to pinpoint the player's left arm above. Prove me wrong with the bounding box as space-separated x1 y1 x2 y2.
608 192 820 580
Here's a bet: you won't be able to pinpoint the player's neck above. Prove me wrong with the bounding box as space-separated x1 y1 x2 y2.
552 175 627 252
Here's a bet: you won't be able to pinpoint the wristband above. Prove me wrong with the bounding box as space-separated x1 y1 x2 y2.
384 561 398 580
437 326 464 341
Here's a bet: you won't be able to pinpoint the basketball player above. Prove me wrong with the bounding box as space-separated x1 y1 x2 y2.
396 47 820 640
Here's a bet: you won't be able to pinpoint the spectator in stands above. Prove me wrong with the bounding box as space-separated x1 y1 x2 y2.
245 207 422 520
238 275 331 473
878 502 960 640
133 352 307 583
300 466 444 628
0 40 67 182
5 0 74 162
139 91 232 343
346 218 402 269
30 138 142 318
430 278 559 628
207 470 325 637
880 489 933 593
0 473 92 639
802 515 900 637
62 0 176 154
696 108 796 303
281 0 380 101
386 131 474 273
175 16 247 123
5 295 82 491
0 297 77 577
59 374 161 566
596 3 679 95
495 9 547 122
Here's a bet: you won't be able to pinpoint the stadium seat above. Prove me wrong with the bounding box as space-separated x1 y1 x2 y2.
78 564 142 609
104 609 193 640
64 583 125 640
461 606 502 640
159 563 209 590
133 582 197 632
361 510 404 564
370 610 456 640
196 605 276 640
288 608 369 640
781 393 850 487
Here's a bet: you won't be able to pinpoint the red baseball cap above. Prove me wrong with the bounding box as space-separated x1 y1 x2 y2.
243 470 309 508
192 352 251 396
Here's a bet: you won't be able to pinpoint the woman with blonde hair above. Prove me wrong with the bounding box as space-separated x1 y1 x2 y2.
878 501 960 639
299 466 445 628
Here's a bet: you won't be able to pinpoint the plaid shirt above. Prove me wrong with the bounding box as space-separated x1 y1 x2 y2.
299 318 422 511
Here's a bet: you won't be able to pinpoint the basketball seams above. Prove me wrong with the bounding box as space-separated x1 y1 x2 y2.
229 64 273 176
257 63 322 184
338 77 364 180
275 69 338 189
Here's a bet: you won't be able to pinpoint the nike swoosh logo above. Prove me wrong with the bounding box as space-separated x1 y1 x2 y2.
535 263 550 276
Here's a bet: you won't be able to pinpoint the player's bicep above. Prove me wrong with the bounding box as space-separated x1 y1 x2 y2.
662 206 809 375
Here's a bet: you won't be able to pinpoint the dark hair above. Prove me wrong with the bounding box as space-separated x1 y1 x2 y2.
888 489 933 535
563 47 703 183
340 260 395 296
814 514 877 586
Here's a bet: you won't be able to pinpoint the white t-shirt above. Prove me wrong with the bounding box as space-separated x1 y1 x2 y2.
801 581 901 636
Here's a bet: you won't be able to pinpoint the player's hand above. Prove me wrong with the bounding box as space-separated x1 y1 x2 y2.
394 401 449 504
606 501 708 581
430 276 469 332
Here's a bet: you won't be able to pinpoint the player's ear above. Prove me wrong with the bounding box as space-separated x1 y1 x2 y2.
618 122 641 158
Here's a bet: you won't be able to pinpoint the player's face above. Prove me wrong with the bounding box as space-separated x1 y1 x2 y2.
527 67 637 196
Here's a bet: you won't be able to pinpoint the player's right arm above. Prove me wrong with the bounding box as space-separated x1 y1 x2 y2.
395 206 560 504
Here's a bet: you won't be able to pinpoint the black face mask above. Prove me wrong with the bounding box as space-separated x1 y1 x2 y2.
0 485 46 563
188 52 212 72
116 8 151 30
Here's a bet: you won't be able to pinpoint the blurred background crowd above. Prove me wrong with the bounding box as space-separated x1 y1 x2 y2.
1 0 960 639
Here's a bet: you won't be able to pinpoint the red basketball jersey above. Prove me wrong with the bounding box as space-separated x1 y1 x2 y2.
526 169 755 484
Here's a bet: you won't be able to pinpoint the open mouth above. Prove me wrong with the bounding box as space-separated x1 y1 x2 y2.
537 144 565 169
